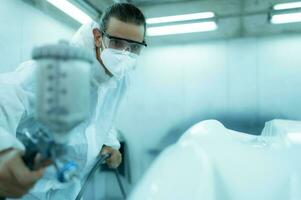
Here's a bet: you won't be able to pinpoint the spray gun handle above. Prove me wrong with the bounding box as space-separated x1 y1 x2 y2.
0 149 38 200
22 147 39 170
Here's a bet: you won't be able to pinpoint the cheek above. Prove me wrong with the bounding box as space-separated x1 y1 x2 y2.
135 33 145 43
138 27 146 42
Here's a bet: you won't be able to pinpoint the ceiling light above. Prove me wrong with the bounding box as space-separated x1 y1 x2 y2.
47 0 92 24
273 1 301 10
146 12 215 24
288 132 301 143
147 21 218 36
271 12 301 24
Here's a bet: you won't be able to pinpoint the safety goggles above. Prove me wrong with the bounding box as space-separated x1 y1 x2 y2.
102 31 147 55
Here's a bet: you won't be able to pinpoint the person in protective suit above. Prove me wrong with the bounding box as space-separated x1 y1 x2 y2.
0 3 147 199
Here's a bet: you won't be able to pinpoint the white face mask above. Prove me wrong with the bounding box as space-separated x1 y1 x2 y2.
100 48 138 79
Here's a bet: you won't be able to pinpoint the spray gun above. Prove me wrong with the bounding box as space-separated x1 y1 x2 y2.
17 40 93 182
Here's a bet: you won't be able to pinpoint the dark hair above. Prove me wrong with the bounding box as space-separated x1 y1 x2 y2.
99 3 146 38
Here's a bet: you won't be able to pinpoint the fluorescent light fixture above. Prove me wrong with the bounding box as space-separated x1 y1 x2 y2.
147 21 217 36
271 12 301 24
288 132 301 143
146 12 215 24
47 0 92 24
273 1 301 10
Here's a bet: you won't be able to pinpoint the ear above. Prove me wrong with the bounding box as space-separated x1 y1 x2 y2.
92 28 102 48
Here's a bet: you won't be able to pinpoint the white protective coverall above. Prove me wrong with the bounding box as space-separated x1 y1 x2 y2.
0 21 128 199
130 120 301 200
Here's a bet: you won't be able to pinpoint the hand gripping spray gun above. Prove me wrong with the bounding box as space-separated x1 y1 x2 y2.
19 41 93 182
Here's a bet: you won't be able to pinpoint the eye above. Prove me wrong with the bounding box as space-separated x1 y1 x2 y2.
131 44 140 53
110 39 125 49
